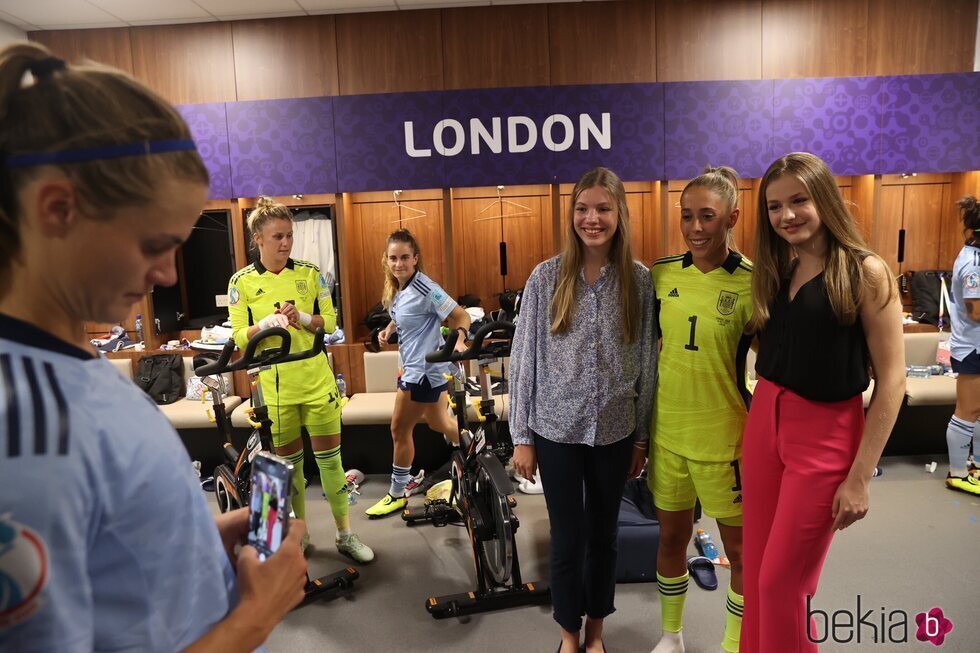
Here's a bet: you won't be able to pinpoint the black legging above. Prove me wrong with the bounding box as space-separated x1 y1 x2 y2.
534 431 634 634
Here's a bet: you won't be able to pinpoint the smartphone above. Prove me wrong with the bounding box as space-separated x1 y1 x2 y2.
248 452 294 561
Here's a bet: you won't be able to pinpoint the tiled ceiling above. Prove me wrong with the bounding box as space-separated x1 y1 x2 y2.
0 0 602 30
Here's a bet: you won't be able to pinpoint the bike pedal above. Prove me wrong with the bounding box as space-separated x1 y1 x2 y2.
507 496 517 508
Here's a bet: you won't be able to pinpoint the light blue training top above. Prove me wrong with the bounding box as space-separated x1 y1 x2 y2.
949 244 980 361
390 271 458 386
0 312 238 653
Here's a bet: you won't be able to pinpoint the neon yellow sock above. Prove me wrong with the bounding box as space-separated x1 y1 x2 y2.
722 585 744 652
314 445 350 532
657 571 689 633
283 449 306 520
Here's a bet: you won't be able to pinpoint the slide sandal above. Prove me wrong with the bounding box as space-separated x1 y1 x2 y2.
687 555 718 591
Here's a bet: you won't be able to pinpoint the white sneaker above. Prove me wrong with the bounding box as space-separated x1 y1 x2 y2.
404 470 426 496
518 476 544 495
336 533 375 563
651 630 684 653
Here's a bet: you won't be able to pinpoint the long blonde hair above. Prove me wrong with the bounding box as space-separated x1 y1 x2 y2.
0 42 207 292
381 229 423 309
749 152 894 332
552 167 640 343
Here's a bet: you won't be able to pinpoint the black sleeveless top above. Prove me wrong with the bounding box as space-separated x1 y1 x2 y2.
755 271 871 402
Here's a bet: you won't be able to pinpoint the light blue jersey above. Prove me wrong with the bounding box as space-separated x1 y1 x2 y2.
390 271 458 386
0 313 237 653
949 245 980 361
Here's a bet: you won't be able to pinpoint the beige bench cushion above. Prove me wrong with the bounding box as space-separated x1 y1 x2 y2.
160 396 243 429
904 331 948 366
905 375 957 406
108 357 133 380
342 392 400 426
363 351 399 392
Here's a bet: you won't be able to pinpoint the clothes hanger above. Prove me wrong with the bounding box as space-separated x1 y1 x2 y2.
475 185 533 222
392 189 427 223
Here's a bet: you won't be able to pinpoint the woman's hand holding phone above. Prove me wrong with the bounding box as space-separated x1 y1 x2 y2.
236 519 309 624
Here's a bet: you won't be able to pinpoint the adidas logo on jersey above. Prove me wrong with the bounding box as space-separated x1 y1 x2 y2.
255 288 265 296
733 494 743 505
668 288 679 297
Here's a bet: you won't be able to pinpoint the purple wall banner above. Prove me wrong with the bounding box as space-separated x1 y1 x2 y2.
773 77 883 176
177 73 980 197
333 91 446 193
880 73 980 174
665 80 775 180
549 83 665 183
226 97 337 197
177 103 232 200
439 86 556 188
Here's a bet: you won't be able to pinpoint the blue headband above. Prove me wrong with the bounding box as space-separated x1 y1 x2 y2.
4 139 197 168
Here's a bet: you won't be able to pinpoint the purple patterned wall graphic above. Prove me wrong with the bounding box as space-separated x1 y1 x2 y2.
773 77 883 176
333 91 446 192
177 103 232 200
226 97 337 197
177 73 980 197
881 74 980 174
440 86 556 188
549 84 665 183
665 80 774 180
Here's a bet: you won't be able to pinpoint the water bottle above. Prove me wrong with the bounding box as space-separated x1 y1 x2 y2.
696 528 720 560
336 374 347 398
135 314 143 343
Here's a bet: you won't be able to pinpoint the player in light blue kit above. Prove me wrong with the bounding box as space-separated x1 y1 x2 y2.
944 195 980 495
366 229 470 517
0 43 307 652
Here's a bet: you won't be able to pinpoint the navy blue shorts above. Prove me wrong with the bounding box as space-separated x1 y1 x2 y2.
952 350 980 375
397 376 448 403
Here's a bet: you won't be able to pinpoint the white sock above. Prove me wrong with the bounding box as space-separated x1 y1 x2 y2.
651 630 684 653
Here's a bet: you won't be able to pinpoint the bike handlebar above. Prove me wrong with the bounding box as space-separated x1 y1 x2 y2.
194 326 327 376
425 320 515 364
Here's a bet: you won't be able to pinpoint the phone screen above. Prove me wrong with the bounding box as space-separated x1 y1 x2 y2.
248 453 293 561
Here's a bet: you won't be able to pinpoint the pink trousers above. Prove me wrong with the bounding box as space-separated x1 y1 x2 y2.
740 377 863 653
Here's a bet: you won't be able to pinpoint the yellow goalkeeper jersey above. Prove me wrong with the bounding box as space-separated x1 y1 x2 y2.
651 251 753 462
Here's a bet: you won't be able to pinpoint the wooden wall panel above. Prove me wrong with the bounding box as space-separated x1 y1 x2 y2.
347 196 445 339
131 23 237 104
548 0 657 85
442 5 550 90
656 0 763 82
336 10 443 95
850 174 876 245
868 0 978 75
903 184 946 272
943 172 980 267
762 0 869 78
876 185 906 275
453 191 549 309
30 28 134 74
232 16 339 101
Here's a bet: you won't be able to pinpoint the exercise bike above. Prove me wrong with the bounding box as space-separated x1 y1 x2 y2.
402 320 550 618
195 326 359 607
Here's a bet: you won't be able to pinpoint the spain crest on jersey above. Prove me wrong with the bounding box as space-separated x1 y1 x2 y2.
717 290 738 315
295 280 308 295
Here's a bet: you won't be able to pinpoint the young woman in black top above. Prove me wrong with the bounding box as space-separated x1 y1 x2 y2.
740 153 905 652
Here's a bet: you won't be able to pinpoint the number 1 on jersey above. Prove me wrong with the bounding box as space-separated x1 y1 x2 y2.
685 315 699 351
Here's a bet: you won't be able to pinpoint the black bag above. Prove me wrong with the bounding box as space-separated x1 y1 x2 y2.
363 303 391 331
910 270 952 325
135 353 185 405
